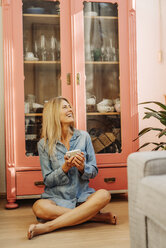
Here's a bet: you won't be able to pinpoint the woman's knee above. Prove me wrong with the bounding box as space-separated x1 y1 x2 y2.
96 189 111 204
32 199 49 218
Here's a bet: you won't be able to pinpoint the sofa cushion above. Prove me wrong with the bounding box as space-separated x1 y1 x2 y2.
137 174 166 232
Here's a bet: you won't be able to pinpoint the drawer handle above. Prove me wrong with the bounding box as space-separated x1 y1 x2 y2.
104 177 116 184
34 181 44 186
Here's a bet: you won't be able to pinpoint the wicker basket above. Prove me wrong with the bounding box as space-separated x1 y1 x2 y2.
105 132 116 143
91 137 105 153
98 133 112 147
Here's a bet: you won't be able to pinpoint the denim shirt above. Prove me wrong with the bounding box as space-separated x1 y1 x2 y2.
38 129 98 209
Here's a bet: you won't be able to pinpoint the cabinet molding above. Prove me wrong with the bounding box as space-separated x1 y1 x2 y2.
3 0 15 167
128 4 139 152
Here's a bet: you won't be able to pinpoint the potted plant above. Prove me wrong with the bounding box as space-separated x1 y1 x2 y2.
135 101 166 150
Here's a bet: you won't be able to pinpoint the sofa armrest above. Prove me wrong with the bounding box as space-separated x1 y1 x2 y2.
127 151 166 248
127 151 166 179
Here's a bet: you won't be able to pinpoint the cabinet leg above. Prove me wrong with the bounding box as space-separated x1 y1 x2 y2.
5 199 18 209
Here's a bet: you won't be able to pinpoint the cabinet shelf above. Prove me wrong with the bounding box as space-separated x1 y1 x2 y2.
84 16 118 20
85 61 119 65
23 14 60 25
25 112 120 117
24 61 60 64
87 112 120 116
23 14 60 18
25 113 43 117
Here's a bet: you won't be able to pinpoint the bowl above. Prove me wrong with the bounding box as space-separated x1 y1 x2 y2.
26 7 45 14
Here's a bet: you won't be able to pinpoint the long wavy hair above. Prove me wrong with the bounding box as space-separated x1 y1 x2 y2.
41 97 74 155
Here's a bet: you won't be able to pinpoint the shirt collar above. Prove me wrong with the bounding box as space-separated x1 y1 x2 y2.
70 128 81 141
56 128 81 145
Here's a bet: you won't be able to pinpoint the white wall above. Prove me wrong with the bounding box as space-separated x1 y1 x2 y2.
136 0 166 150
0 6 6 194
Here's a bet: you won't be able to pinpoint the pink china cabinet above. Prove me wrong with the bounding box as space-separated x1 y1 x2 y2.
2 0 138 208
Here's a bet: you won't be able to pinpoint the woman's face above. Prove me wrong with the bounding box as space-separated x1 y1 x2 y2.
60 100 74 124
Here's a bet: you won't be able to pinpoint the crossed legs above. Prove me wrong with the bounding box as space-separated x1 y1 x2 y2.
28 189 117 239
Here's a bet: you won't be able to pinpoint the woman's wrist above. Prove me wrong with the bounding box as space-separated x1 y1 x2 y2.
62 162 70 173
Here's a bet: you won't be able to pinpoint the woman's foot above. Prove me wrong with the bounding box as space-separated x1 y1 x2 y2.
28 224 36 240
91 212 117 225
28 223 45 239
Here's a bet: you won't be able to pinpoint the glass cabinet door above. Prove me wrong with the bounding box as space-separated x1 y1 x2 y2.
83 2 121 154
22 0 61 156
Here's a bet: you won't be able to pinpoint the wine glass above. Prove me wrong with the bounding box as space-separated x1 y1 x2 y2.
49 36 56 61
33 41 39 58
90 44 94 61
101 46 105 61
40 34 47 61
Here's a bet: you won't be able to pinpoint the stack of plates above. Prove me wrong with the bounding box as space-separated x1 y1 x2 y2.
26 7 45 14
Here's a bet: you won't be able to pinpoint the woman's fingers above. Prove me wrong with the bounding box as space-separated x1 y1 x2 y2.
64 152 85 170
75 153 85 161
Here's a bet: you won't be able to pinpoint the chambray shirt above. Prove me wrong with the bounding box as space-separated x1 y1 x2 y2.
38 129 98 209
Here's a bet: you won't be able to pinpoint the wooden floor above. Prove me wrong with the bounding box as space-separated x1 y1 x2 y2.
0 194 130 248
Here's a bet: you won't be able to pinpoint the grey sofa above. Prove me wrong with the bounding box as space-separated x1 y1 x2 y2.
127 151 166 248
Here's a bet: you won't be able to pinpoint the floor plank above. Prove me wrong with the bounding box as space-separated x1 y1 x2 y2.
0 194 130 248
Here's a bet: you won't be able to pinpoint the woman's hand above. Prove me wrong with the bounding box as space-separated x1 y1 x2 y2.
62 155 75 173
72 152 85 174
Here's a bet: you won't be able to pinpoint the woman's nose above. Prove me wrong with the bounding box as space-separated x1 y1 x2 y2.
67 105 72 111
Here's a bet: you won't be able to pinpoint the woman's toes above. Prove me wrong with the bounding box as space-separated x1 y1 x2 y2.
112 215 117 225
28 224 36 240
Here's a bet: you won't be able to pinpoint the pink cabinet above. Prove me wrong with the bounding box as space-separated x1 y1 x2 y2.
3 0 138 208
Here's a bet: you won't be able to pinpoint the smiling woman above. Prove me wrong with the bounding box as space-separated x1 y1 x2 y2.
28 96 117 239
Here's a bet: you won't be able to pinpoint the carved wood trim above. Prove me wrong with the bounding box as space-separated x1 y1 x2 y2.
128 2 139 152
2 1 16 167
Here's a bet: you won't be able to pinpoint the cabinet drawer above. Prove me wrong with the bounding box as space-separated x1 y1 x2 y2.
89 167 127 191
16 171 44 196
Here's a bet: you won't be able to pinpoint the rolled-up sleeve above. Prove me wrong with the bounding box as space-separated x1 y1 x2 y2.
81 133 98 180
38 141 70 187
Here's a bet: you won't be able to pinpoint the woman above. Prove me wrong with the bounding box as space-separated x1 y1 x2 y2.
28 97 117 239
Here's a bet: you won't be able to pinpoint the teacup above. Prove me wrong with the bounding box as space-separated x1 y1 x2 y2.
25 52 35 60
97 104 114 113
86 95 96 105
98 99 113 106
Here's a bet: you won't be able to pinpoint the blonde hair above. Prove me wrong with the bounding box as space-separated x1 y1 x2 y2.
41 97 74 155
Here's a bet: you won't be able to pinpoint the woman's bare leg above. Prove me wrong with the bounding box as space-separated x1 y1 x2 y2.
32 194 116 224
32 199 71 221
28 189 116 239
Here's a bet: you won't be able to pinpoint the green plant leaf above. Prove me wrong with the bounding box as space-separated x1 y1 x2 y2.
137 142 151 151
144 107 158 113
138 142 166 151
143 112 161 120
138 127 162 136
139 101 166 111
159 111 166 116
158 128 166 138
152 142 166 150
160 119 166 126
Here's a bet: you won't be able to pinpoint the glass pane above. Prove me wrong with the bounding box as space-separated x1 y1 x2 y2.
22 0 61 156
83 2 121 154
